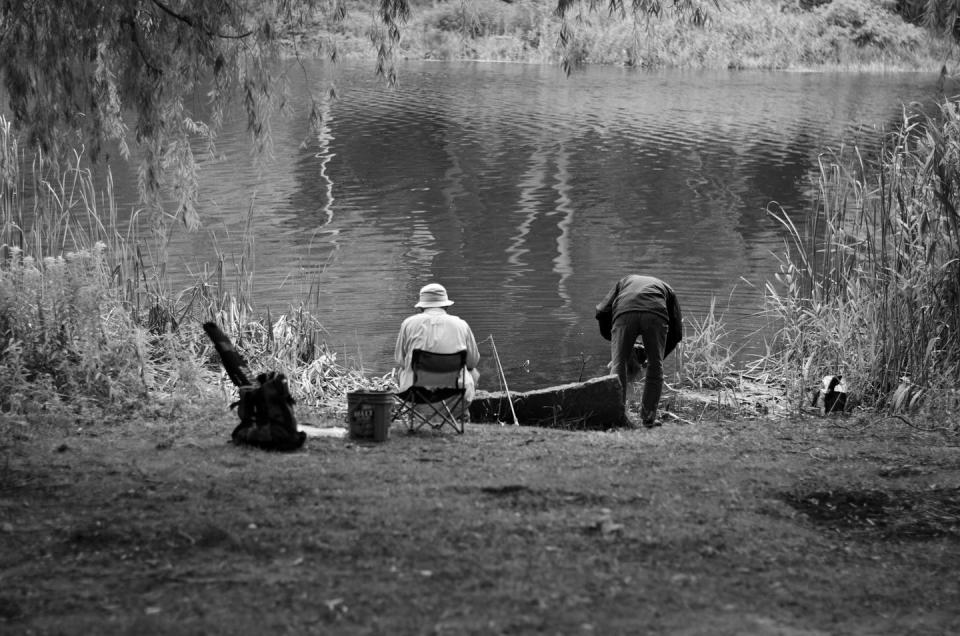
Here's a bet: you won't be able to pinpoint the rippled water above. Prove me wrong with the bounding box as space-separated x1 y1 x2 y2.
110 61 939 390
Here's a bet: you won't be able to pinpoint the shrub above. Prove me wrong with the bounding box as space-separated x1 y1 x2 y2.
0 244 149 413
815 0 925 49
420 0 543 39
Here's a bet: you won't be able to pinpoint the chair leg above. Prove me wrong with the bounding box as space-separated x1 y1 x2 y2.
392 397 418 432
407 403 433 433
438 396 466 434
424 401 451 431
396 392 468 434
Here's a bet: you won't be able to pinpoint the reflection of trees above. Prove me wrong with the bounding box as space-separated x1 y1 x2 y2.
314 97 337 229
551 145 575 315
502 136 579 331
284 94 343 268
505 141 549 276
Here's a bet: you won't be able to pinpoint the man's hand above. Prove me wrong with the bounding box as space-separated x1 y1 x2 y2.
596 311 612 341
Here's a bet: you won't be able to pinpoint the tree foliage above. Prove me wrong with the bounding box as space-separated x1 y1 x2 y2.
554 0 718 72
0 0 712 229
554 0 716 23
0 0 411 229
895 0 960 39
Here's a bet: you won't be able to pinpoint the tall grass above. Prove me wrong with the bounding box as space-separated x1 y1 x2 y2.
677 295 741 390
764 101 960 417
0 117 153 415
0 117 388 420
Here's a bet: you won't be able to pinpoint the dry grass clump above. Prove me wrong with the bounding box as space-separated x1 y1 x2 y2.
202 299 396 410
0 243 148 415
0 239 232 417
676 295 741 391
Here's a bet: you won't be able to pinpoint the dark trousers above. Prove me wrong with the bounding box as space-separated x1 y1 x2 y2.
611 311 667 420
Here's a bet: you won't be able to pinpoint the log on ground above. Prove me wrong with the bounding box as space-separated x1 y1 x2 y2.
469 375 626 430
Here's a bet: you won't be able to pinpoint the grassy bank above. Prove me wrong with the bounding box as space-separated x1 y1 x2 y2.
1 411 957 634
291 0 954 71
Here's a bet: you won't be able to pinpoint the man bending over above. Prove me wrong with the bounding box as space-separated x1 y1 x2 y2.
596 274 683 427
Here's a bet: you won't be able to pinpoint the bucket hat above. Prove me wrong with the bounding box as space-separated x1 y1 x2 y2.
415 283 454 308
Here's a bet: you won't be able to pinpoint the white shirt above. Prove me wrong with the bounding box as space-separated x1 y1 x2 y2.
394 308 481 396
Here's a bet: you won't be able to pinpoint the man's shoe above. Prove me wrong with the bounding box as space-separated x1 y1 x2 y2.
640 407 660 428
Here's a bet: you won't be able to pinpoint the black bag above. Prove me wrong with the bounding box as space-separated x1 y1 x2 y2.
231 371 306 452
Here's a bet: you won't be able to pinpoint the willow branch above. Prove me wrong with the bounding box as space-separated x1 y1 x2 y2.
150 0 253 39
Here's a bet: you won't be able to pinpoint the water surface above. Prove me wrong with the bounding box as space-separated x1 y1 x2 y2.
110 61 939 390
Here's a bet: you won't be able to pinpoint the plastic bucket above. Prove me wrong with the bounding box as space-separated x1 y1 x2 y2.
347 390 393 441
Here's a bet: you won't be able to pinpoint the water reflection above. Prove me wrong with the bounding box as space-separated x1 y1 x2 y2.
102 61 939 390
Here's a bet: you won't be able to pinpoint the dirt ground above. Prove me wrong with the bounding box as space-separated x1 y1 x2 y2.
1 398 959 636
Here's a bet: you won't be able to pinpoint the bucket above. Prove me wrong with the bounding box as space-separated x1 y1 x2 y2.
347 390 393 441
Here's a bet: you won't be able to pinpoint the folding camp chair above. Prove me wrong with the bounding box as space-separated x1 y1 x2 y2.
393 349 468 434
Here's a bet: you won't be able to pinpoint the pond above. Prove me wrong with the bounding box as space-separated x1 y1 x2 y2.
110 61 940 391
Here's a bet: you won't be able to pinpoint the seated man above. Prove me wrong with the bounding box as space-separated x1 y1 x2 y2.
395 283 480 403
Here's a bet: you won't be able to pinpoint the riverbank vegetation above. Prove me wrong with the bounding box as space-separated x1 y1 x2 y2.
762 99 960 424
0 118 393 422
298 0 954 71
4 409 958 634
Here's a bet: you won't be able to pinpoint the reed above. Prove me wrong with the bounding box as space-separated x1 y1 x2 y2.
763 101 960 417
677 295 741 390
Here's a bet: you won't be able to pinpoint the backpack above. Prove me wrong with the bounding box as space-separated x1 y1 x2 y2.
231 371 306 452
203 321 306 452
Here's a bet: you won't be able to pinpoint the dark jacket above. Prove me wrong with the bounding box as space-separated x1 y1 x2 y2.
595 274 683 357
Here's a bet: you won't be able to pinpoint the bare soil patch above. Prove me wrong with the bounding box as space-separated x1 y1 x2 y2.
782 486 960 540
1 404 959 635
